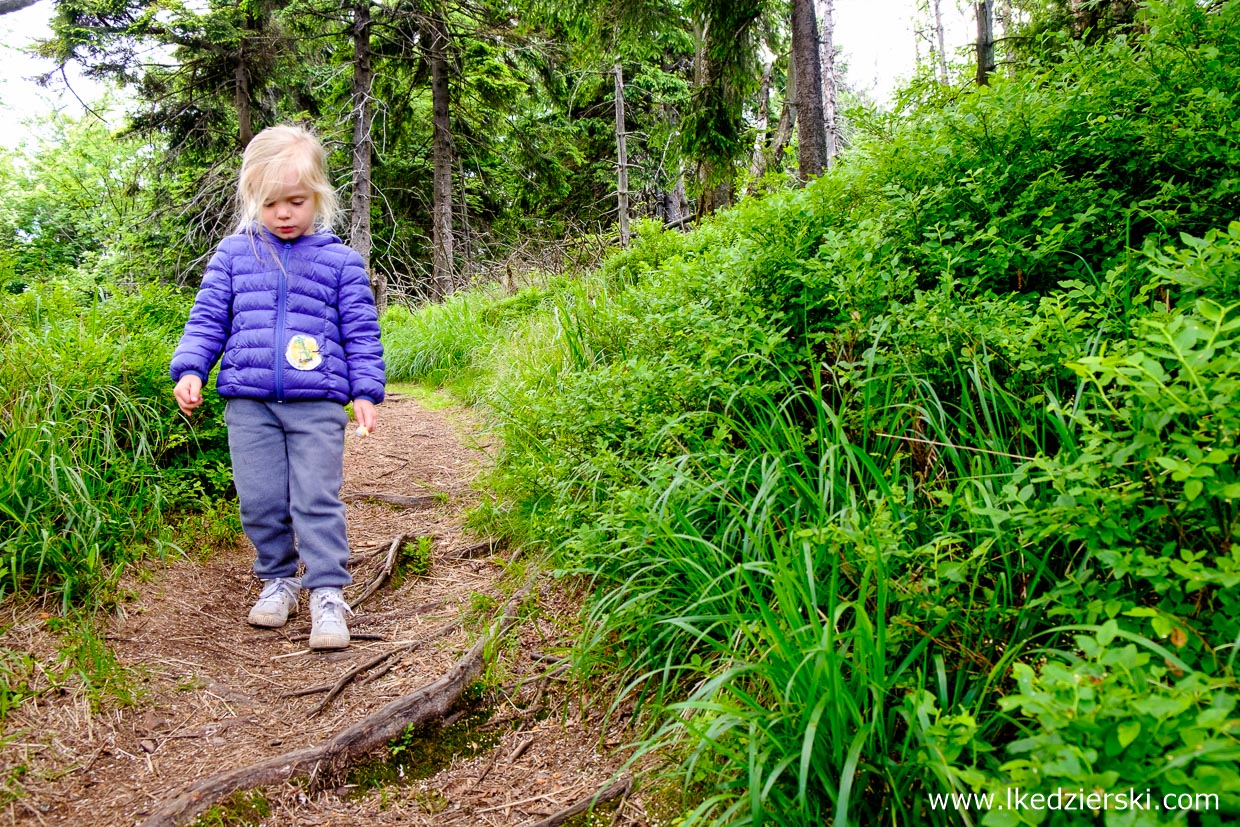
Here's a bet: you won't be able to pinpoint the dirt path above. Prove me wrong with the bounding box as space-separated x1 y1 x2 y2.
1 395 643 826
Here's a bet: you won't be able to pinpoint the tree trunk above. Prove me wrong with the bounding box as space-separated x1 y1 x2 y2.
350 0 381 311
770 95 794 165
234 60 253 147
791 0 826 181
933 0 949 84
613 62 630 247
429 5 455 301
976 0 995 86
817 0 838 165
747 58 774 187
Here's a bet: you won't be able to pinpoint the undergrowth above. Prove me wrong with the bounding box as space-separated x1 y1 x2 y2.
384 3 1240 823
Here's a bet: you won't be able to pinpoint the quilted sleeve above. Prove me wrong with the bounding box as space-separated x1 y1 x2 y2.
337 249 386 404
170 247 233 384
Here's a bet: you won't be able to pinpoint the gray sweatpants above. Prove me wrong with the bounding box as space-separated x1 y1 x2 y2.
225 398 352 590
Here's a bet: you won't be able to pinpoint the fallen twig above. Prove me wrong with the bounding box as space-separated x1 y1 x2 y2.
450 538 505 559
341 492 440 508
508 734 536 762
349 532 415 610
524 773 633 827
141 587 533 827
307 621 460 717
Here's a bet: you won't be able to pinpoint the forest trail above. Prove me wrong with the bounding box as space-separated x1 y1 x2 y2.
2 395 638 826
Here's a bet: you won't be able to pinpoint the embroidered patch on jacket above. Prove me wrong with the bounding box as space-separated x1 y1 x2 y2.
286 334 323 370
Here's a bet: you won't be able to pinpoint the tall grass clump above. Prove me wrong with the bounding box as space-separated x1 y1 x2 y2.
0 285 230 606
381 280 563 393
474 2 1240 824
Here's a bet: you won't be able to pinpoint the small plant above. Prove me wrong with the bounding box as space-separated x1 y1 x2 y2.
392 536 433 587
190 790 271 827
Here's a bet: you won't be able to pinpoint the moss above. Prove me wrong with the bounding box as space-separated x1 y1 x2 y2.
190 790 271 827
347 702 500 794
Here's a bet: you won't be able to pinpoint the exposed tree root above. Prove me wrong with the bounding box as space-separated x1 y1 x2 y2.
349 531 413 610
341 491 440 508
305 621 461 716
140 588 532 827
526 773 633 827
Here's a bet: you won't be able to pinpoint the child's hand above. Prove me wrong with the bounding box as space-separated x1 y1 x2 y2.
353 399 378 435
174 375 204 415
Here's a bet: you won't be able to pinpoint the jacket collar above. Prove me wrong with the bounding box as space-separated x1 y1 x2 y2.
250 225 339 247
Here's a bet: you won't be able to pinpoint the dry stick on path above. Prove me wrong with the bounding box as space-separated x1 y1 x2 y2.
349 531 413 610
305 620 461 716
525 773 633 827
141 587 533 827
341 491 440 508
450 537 505 559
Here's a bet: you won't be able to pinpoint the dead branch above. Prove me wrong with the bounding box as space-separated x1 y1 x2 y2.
483 662 569 731
141 587 533 827
286 632 388 644
524 773 633 827
450 537 505 559
306 621 460 717
342 491 440 508
349 532 413 610
508 733 536 762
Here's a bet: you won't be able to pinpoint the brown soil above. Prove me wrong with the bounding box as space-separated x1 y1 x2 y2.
1 394 650 826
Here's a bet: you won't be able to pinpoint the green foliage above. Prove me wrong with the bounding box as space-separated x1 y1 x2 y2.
399 3 1240 824
0 113 158 290
756 0 1240 341
0 284 232 605
978 633 1240 826
191 790 271 827
381 281 557 391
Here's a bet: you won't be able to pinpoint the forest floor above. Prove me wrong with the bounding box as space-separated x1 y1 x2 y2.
0 392 652 827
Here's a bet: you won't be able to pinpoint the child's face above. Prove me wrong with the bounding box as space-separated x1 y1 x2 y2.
261 171 316 241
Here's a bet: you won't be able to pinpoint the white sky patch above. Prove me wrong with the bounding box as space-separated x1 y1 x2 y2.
0 0 116 149
835 0 976 103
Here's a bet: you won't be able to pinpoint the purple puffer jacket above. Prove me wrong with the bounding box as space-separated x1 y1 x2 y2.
170 228 385 405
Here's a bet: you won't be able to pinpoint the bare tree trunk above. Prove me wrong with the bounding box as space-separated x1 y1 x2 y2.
976 0 995 86
791 0 826 181
456 155 472 279
817 0 838 165
747 58 774 186
350 0 381 311
667 173 689 225
613 62 630 247
770 59 796 167
933 0 949 83
770 98 794 161
429 5 454 301
235 61 253 147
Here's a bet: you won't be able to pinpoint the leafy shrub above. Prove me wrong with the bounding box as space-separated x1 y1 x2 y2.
0 284 231 604
981 631 1240 826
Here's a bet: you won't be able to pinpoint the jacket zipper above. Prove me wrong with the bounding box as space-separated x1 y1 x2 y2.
274 242 291 401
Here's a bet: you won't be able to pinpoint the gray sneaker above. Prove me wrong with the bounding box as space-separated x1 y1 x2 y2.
248 577 301 628
309 587 353 650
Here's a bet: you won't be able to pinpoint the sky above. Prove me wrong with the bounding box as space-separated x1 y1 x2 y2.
0 0 977 150
0 0 116 148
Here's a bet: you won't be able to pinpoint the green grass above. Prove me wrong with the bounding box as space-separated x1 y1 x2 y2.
377 5 1240 820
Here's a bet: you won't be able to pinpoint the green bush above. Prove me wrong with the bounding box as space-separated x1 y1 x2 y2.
379 3 1240 824
0 284 231 604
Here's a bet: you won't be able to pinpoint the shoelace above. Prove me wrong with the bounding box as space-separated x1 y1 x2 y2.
314 591 354 618
259 578 299 601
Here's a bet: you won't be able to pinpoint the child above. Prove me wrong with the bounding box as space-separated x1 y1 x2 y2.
170 124 385 650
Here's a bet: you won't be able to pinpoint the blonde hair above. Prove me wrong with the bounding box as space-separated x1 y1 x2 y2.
235 124 340 234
